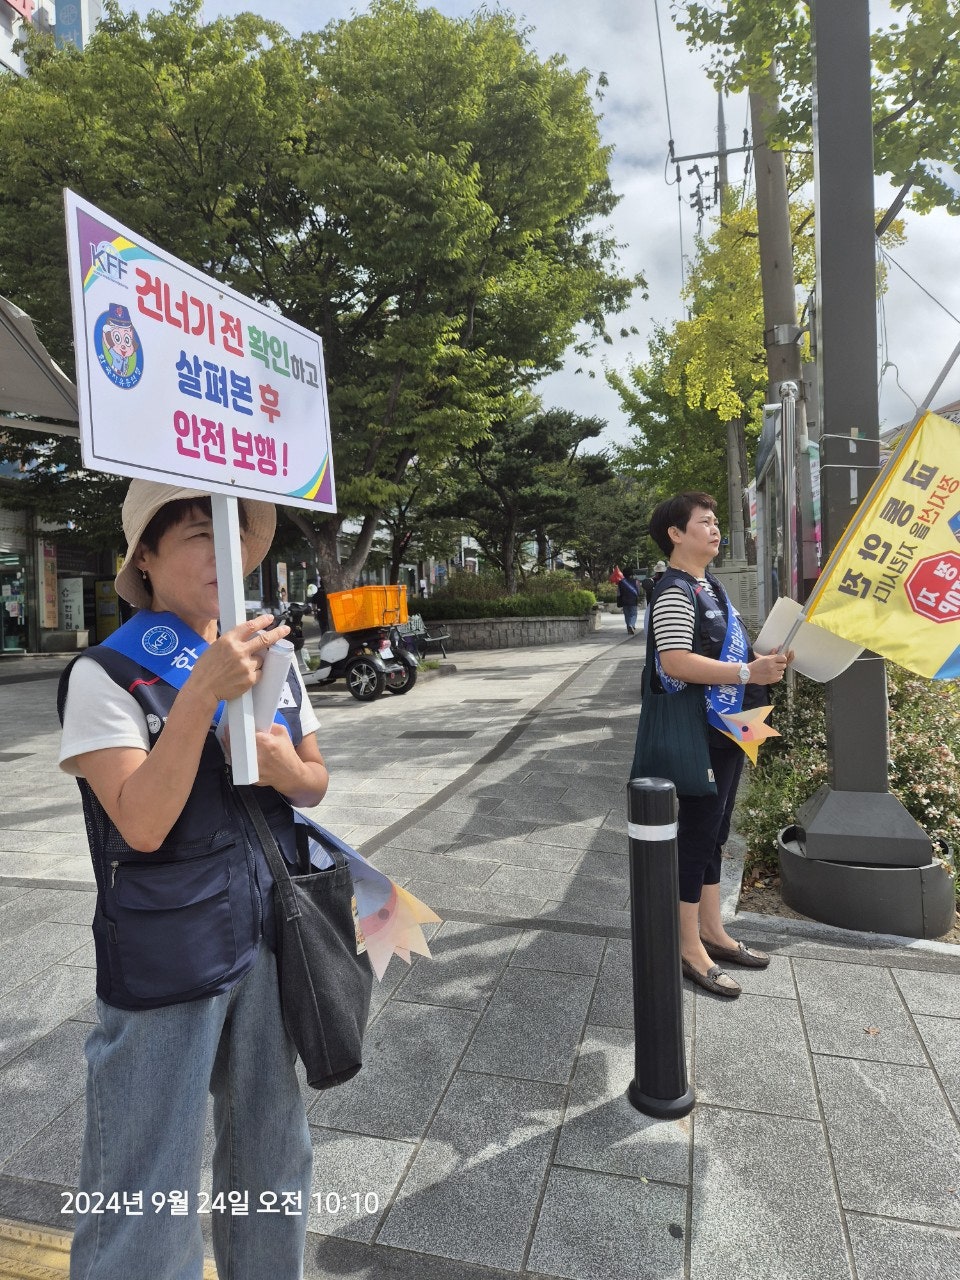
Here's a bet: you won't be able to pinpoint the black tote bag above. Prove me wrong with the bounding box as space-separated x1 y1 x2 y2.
630 610 717 797
239 791 373 1090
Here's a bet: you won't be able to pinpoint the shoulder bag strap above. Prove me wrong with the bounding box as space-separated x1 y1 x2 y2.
236 788 346 922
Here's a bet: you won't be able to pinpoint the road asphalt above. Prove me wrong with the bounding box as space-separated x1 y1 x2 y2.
0 612 958 1280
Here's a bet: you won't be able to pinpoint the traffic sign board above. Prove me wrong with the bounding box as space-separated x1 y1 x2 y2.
904 551 960 623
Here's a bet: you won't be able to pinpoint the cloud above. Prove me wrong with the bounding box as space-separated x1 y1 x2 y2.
125 0 960 443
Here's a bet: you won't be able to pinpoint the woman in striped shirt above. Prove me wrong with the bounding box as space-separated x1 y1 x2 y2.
647 492 793 998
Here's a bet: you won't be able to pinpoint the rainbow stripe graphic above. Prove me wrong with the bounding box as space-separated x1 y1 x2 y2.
82 236 156 292
289 453 329 502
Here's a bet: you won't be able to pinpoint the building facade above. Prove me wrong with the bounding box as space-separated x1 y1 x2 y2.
1 1 101 77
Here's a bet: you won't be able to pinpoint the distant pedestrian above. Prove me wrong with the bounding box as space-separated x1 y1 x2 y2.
419 576 428 598
639 572 655 632
616 568 640 635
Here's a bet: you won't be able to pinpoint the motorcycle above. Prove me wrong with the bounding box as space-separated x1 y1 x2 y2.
273 603 419 702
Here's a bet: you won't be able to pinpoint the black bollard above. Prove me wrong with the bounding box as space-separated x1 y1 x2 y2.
626 776 696 1119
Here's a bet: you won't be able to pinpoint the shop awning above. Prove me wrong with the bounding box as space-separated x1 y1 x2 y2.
0 293 79 438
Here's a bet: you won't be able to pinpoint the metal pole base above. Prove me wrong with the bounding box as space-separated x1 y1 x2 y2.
627 1080 696 1120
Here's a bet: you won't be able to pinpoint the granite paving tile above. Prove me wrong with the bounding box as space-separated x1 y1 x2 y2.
307 1125 415 1243
460 966 595 1084
588 938 632 1029
392 920 521 1010
479 863 618 907
813 1055 960 1227
793 958 926 1064
2 1095 85 1186
306 1002 478 1142
892 967 960 1020
690 1107 850 1280
540 899 631 930
69 1000 98 1025
0 888 80 942
525 823 626 857
449 838 582 873
509 930 606 976
0 921 89 995
568 847 629 884
400 880 549 920
488 797 594 825
0 830 85 856
0 963 95 1068
364 849 497 889
376 1072 563 1270
725 954 796 1000
379 829 457 856
914 1014 960 1113
846 1212 960 1280
556 1026 691 1183
0 1020 89 1165
526 1165 686 1280
694 992 819 1118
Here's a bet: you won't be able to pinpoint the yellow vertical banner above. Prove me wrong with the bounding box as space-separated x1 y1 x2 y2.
805 412 960 678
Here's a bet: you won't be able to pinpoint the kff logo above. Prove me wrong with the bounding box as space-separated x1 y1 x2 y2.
90 241 128 284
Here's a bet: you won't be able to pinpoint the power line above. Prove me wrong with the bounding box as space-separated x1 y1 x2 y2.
879 244 960 327
653 0 685 294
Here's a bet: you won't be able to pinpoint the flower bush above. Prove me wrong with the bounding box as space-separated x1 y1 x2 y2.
737 666 960 901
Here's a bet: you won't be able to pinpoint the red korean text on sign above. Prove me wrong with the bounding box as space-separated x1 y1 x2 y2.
904 552 960 623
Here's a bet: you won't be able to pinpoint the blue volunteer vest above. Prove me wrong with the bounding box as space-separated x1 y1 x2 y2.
58 618 307 1011
651 568 766 747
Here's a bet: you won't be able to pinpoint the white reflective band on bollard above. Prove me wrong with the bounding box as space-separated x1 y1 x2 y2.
627 821 679 842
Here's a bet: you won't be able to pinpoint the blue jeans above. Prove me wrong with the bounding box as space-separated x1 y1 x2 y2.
623 603 638 632
70 946 312 1280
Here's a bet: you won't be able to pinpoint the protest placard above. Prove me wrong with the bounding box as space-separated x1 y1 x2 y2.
64 189 335 511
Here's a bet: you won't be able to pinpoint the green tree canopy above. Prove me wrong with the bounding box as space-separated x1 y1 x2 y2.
673 0 960 219
609 328 730 525
447 399 610 593
0 0 640 584
562 471 655 587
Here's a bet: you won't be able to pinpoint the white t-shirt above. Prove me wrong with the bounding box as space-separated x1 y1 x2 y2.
59 656 321 777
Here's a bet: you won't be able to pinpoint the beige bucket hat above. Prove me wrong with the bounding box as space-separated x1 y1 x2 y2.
115 479 277 610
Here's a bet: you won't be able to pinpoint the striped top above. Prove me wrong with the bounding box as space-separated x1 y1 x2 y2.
652 577 722 652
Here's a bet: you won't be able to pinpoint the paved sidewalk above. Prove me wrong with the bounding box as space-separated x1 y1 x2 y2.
1 614 959 1279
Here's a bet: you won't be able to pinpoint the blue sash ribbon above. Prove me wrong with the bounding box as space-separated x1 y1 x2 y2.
654 581 750 733
102 611 287 735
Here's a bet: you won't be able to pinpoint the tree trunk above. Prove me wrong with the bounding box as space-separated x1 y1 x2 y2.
502 522 517 594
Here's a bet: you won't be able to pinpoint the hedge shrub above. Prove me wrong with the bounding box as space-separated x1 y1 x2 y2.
418 588 596 620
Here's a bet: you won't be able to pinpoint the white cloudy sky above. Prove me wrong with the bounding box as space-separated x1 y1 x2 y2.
123 0 960 447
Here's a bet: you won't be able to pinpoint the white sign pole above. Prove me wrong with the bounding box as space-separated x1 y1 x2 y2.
211 495 258 785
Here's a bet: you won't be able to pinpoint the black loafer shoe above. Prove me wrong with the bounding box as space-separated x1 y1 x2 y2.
703 939 770 969
681 958 741 998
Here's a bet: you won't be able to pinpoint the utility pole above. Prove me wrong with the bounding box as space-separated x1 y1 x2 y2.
750 72 809 600
717 93 747 563
780 0 933 933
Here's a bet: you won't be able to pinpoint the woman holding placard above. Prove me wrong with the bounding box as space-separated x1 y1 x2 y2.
635 492 792 999
58 479 327 1279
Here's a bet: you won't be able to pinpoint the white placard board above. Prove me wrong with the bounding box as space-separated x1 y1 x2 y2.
63 190 336 512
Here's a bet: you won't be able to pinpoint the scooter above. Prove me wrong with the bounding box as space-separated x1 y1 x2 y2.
275 604 418 701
